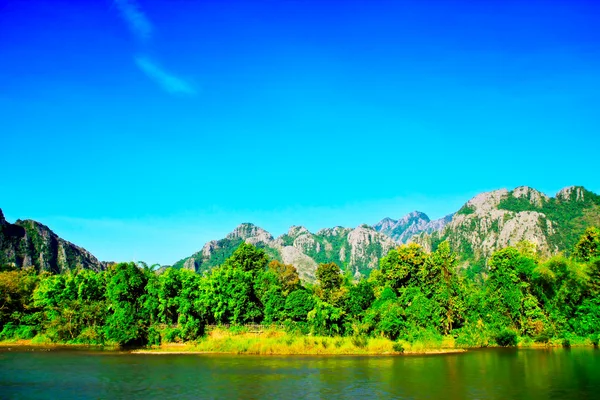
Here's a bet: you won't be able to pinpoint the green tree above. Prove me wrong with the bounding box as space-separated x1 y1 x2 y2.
316 262 345 304
104 262 150 346
268 260 300 294
574 227 600 261
378 243 427 292
284 289 314 322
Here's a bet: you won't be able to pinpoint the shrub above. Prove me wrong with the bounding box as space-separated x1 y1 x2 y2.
534 331 551 344
495 329 517 347
392 341 405 353
562 338 571 348
590 335 599 348
351 335 368 348
147 326 161 346
163 327 182 343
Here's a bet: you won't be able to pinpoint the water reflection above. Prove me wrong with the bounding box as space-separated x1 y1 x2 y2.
0 348 598 399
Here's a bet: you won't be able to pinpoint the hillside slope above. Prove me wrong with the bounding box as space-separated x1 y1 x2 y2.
0 208 105 273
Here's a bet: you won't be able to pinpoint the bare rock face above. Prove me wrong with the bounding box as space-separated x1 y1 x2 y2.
347 225 397 276
279 246 318 282
414 185 600 262
512 186 549 207
374 211 452 243
0 211 104 273
226 223 273 246
466 189 509 213
373 211 429 243
556 186 585 202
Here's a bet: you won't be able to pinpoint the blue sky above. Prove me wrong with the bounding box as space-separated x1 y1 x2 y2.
1 0 599 265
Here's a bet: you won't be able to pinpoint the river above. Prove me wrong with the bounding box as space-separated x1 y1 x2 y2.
1 347 598 399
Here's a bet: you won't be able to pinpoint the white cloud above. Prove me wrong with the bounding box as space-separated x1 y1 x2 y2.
135 56 196 95
114 0 153 41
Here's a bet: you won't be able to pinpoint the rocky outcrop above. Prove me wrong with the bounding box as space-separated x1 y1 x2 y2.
373 211 452 243
226 223 273 246
556 186 586 202
414 185 599 262
0 209 104 273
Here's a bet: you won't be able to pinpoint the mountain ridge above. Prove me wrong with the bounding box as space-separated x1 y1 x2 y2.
3 185 599 278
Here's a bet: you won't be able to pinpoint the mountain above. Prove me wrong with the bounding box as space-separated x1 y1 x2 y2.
413 186 600 264
0 208 105 273
174 185 600 281
173 222 397 281
373 211 453 243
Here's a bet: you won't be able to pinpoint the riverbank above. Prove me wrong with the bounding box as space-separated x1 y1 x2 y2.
2 329 596 355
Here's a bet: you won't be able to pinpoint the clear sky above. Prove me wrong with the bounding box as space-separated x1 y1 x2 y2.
1 0 599 265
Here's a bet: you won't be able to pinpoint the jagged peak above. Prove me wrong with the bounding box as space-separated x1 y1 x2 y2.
15 219 55 234
0 208 5 223
556 186 586 202
511 186 549 207
355 223 378 231
287 225 311 237
398 210 430 224
226 223 273 241
317 226 350 236
465 188 509 212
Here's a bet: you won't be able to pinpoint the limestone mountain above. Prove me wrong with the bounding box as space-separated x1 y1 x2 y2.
0 208 105 273
373 211 453 243
413 186 600 265
173 222 397 281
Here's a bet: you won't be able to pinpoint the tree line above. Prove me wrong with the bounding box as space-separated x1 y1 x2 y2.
1 228 599 347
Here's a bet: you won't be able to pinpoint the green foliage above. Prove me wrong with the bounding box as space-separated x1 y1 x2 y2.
495 329 518 346
104 262 150 346
284 289 314 321
316 262 343 293
498 195 540 213
307 298 344 336
3 230 600 350
344 279 374 317
268 260 300 294
378 243 427 291
315 262 345 304
392 341 405 353
350 335 368 348
573 227 600 261
456 205 476 215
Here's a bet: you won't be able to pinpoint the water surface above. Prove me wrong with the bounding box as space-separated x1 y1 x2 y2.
1 347 598 399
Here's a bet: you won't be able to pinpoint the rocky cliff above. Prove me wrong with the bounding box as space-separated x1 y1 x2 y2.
413 186 600 263
0 209 105 273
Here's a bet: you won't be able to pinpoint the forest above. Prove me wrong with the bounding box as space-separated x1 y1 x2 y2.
1 227 599 350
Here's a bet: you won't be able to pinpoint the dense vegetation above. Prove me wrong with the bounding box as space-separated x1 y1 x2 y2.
1 228 599 349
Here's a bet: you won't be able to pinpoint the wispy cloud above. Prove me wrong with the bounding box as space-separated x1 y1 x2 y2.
135 56 196 95
114 0 153 41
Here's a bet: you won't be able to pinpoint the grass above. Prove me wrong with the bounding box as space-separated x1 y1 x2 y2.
3 329 597 355
132 327 466 355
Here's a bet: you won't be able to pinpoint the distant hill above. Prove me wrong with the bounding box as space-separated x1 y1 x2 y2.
0 208 106 273
373 211 453 243
173 185 600 281
172 222 399 281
